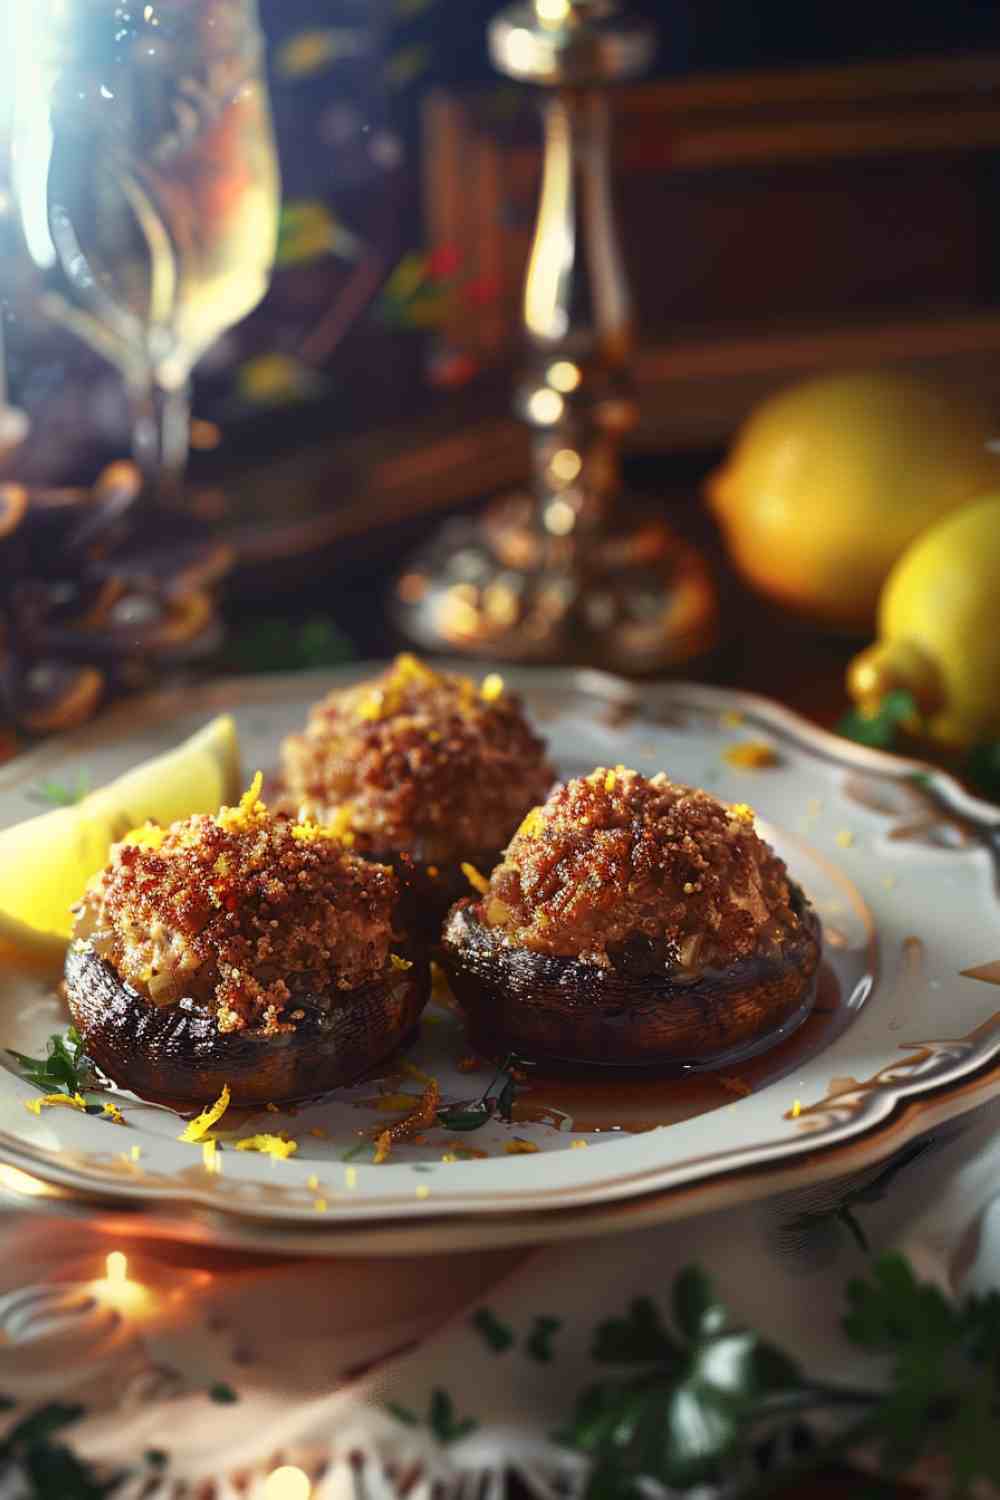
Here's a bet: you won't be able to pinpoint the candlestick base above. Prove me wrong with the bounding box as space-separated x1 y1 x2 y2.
391 492 719 673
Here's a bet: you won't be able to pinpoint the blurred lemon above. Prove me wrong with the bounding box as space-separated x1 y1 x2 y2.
848 494 1000 748
707 371 1000 630
0 714 240 967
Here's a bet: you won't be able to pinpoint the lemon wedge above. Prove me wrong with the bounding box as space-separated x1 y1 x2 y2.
0 714 241 967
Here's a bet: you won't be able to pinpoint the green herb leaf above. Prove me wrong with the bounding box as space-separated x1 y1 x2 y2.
9 1027 97 1099
844 1254 1000 1485
567 1273 802 1492
836 690 919 751
592 1296 681 1367
386 1401 420 1427
472 1307 514 1353
27 771 91 808
207 1383 239 1405
225 615 355 676
24 1441 121 1499
965 740 1000 803
144 1449 168 1468
437 1055 522 1134
3 1403 84 1451
428 1388 477 1444
526 1315 562 1364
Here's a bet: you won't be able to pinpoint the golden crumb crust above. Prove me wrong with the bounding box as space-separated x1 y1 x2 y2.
465 767 804 969
279 655 554 862
72 780 397 1034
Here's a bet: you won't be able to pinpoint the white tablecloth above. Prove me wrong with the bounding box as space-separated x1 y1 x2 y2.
2 1097 999 1499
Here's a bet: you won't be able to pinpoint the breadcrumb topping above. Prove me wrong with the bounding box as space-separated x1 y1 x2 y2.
279 654 554 863
466 766 803 969
73 783 398 1034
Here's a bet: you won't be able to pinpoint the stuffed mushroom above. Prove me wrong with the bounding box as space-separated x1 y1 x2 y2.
440 767 821 1069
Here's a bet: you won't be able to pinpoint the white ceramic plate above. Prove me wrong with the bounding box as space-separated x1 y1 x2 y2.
0 666 998 1255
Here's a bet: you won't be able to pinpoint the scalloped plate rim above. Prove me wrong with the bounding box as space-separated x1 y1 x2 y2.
0 664 996 1253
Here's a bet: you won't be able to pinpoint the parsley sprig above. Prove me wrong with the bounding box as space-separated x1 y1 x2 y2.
557 1255 1000 1499
0 1402 120 1499
8 1028 97 1099
436 1054 520 1132
7 1028 121 1120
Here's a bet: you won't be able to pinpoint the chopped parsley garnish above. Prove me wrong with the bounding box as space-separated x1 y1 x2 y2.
437 1054 520 1132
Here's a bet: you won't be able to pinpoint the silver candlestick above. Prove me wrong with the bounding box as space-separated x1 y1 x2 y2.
392 0 719 671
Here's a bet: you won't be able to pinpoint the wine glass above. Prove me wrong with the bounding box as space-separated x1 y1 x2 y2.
9 0 280 503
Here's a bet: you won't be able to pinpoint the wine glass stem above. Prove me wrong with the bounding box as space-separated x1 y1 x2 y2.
129 374 190 506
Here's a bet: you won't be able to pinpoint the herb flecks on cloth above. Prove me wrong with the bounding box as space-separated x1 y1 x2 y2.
387 1390 477 1445
0 1402 121 1499
472 1307 515 1353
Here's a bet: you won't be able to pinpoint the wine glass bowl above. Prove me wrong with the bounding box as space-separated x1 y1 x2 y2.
10 0 280 501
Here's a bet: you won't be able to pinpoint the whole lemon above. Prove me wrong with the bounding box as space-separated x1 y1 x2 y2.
848 493 1000 748
707 371 1000 631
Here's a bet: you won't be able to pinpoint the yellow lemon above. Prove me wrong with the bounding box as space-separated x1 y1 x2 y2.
848 493 1000 748
707 371 1000 631
0 714 241 967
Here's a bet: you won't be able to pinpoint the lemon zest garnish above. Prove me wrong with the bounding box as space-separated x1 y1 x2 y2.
835 829 855 848
307 1174 320 1190
314 1198 328 1212
504 1137 540 1155
723 742 778 770
24 1092 88 1117
515 806 545 841
730 803 756 824
415 1184 431 1199
356 654 442 721
389 952 413 972
202 1139 221 1174
178 1084 231 1143
234 1133 298 1160
441 1151 459 1163
130 1144 142 1162
215 773 266 832
102 1101 126 1125
345 1165 358 1189
290 822 331 843
481 672 505 702
791 1099 802 1118
293 802 356 846
121 822 166 851
570 1139 588 1149
461 862 490 895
